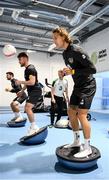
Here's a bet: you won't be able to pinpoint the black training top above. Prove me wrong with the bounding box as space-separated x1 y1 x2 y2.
10 78 22 93
63 44 96 96
24 64 40 93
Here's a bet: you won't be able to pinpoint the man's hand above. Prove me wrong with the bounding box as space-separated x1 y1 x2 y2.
17 90 23 97
66 97 69 104
66 98 70 108
5 87 11 92
51 98 56 104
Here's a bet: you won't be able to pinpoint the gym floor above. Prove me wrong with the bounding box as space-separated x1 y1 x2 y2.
0 112 109 180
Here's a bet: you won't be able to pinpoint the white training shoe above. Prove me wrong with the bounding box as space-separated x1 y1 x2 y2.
64 141 81 148
74 147 92 158
26 127 40 136
11 117 17 121
15 117 23 122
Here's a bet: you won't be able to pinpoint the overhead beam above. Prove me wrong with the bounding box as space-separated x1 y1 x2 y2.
0 25 51 39
80 21 109 41
0 0 108 22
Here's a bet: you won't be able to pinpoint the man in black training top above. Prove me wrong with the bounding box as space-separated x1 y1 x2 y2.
52 27 96 158
16 52 42 136
5 72 27 122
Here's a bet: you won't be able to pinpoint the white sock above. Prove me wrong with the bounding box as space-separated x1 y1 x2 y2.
84 139 91 149
14 112 18 117
73 131 80 143
14 112 23 119
30 122 39 129
64 131 80 148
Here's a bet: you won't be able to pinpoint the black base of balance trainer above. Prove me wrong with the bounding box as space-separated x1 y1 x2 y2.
56 144 101 170
7 118 27 127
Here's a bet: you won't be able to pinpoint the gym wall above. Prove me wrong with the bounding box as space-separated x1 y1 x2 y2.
0 49 73 107
82 27 109 110
82 27 109 73
0 27 109 109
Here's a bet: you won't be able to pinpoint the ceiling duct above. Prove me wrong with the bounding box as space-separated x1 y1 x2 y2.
48 4 109 51
29 10 69 23
70 0 96 26
70 5 109 36
12 10 58 30
48 0 97 51
0 8 4 16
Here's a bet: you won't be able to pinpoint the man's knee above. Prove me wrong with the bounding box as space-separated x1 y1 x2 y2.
77 110 88 120
11 101 19 107
25 103 33 113
67 106 77 116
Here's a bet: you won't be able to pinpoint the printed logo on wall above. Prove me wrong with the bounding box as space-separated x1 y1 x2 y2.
91 49 107 64
98 49 107 62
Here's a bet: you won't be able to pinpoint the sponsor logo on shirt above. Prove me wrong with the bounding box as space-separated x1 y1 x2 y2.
82 54 86 59
59 86 63 91
80 99 84 105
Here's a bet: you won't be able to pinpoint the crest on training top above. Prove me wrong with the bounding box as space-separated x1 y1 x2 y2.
68 57 74 63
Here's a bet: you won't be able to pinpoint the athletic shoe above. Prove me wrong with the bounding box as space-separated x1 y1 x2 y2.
14 117 24 122
74 147 92 158
10 117 17 121
64 141 81 148
26 127 40 136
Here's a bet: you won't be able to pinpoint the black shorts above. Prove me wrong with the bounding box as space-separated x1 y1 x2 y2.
26 90 42 105
70 91 96 109
13 92 27 104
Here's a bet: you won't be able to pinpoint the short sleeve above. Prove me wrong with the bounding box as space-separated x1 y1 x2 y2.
28 67 37 76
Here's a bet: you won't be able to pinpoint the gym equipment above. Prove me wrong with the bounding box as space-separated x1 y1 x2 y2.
32 95 51 113
3 44 16 57
20 126 48 145
87 113 91 121
56 144 101 170
55 119 69 128
7 118 27 127
32 81 51 113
